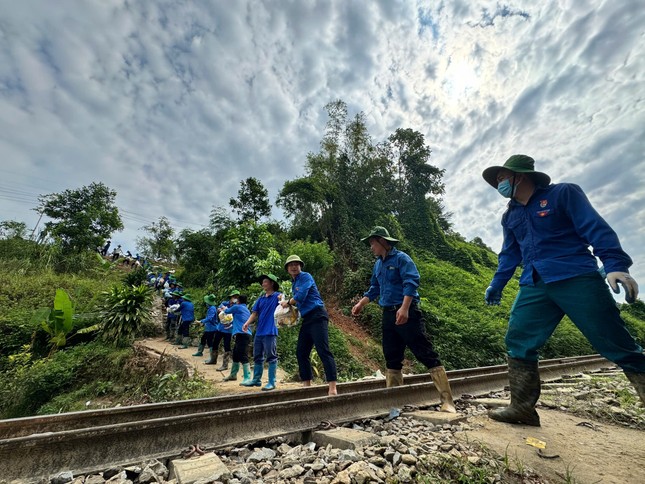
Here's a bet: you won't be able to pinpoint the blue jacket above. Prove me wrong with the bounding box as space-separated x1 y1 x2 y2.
201 305 218 332
224 304 252 335
364 247 420 307
292 271 324 317
252 292 281 336
491 183 632 290
179 301 195 322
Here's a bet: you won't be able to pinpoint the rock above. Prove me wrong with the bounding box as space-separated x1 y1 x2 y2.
278 464 305 479
51 472 74 484
84 475 106 484
247 447 276 462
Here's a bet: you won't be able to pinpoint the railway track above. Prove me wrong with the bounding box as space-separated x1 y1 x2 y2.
0 354 612 481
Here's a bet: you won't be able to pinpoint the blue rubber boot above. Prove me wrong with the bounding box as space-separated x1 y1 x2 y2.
262 361 277 391
238 363 251 385
241 363 263 387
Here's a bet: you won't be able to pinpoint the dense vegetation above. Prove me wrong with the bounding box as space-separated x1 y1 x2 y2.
2 100 644 419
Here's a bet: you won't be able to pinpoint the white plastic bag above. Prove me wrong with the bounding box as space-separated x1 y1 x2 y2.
274 303 299 328
218 311 234 330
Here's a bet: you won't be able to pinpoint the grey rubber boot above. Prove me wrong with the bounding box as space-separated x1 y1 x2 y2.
216 351 231 371
386 369 404 388
624 371 645 406
178 337 190 349
223 362 240 381
429 365 457 413
489 358 541 426
192 344 204 357
204 349 218 365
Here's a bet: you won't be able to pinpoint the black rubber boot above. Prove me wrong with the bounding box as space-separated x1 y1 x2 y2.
489 358 541 426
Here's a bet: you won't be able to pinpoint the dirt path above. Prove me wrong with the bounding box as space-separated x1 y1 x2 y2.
460 409 645 484
140 336 303 394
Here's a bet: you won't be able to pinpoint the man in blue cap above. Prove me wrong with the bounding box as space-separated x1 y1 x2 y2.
482 154 644 426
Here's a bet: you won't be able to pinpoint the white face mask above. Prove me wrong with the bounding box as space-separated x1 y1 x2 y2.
231 298 238 304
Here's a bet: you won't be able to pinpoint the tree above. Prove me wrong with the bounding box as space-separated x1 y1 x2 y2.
36 182 123 253
229 177 271 222
277 100 389 257
137 216 175 261
209 206 234 233
175 228 221 287
383 128 448 253
0 220 28 239
217 221 275 288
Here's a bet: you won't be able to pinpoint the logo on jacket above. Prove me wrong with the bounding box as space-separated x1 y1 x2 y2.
539 199 548 208
536 210 551 217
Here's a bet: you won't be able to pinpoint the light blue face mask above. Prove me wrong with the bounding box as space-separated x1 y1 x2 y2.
497 176 516 198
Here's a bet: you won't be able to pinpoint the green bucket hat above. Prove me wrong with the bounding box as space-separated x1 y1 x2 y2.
203 294 218 306
284 254 304 270
482 154 551 189
228 289 241 298
360 226 399 246
259 273 280 291
180 293 192 302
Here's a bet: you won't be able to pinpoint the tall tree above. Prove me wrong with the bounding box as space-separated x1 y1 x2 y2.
136 216 175 261
277 100 389 257
384 128 448 253
36 182 123 253
229 177 271 222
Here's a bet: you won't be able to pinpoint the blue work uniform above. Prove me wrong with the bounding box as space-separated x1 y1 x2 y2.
251 292 281 365
492 183 645 372
292 271 337 382
364 247 441 371
224 304 252 364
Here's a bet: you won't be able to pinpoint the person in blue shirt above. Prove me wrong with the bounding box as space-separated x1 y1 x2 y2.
280 255 337 396
352 227 456 413
165 291 182 342
241 274 282 390
221 295 252 382
193 294 219 363
210 291 237 369
482 154 644 426
176 293 195 350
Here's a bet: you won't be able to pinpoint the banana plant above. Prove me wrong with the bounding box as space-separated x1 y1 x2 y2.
31 289 75 353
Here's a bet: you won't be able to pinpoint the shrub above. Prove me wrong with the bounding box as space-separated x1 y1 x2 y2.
122 267 148 287
99 285 155 347
0 342 131 418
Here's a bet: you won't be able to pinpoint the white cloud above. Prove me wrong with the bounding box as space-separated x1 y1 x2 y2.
1 0 644 300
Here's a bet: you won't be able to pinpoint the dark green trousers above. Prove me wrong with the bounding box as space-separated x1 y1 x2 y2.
506 271 645 373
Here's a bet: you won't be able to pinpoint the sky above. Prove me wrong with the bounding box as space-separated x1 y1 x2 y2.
1 0 643 301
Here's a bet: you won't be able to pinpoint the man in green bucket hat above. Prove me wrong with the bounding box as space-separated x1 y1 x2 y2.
352 226 457 413
281 254 338 396
482 154 644 426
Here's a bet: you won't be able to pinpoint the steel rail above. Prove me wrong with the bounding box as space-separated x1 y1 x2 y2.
0 355 612 481
0 354 606 440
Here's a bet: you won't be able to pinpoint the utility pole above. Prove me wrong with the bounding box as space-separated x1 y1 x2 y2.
30 213 43 241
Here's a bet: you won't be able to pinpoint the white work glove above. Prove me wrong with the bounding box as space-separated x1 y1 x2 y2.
606 272 639 304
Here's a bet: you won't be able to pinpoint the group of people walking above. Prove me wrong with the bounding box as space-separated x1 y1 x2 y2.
158 154 645 424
